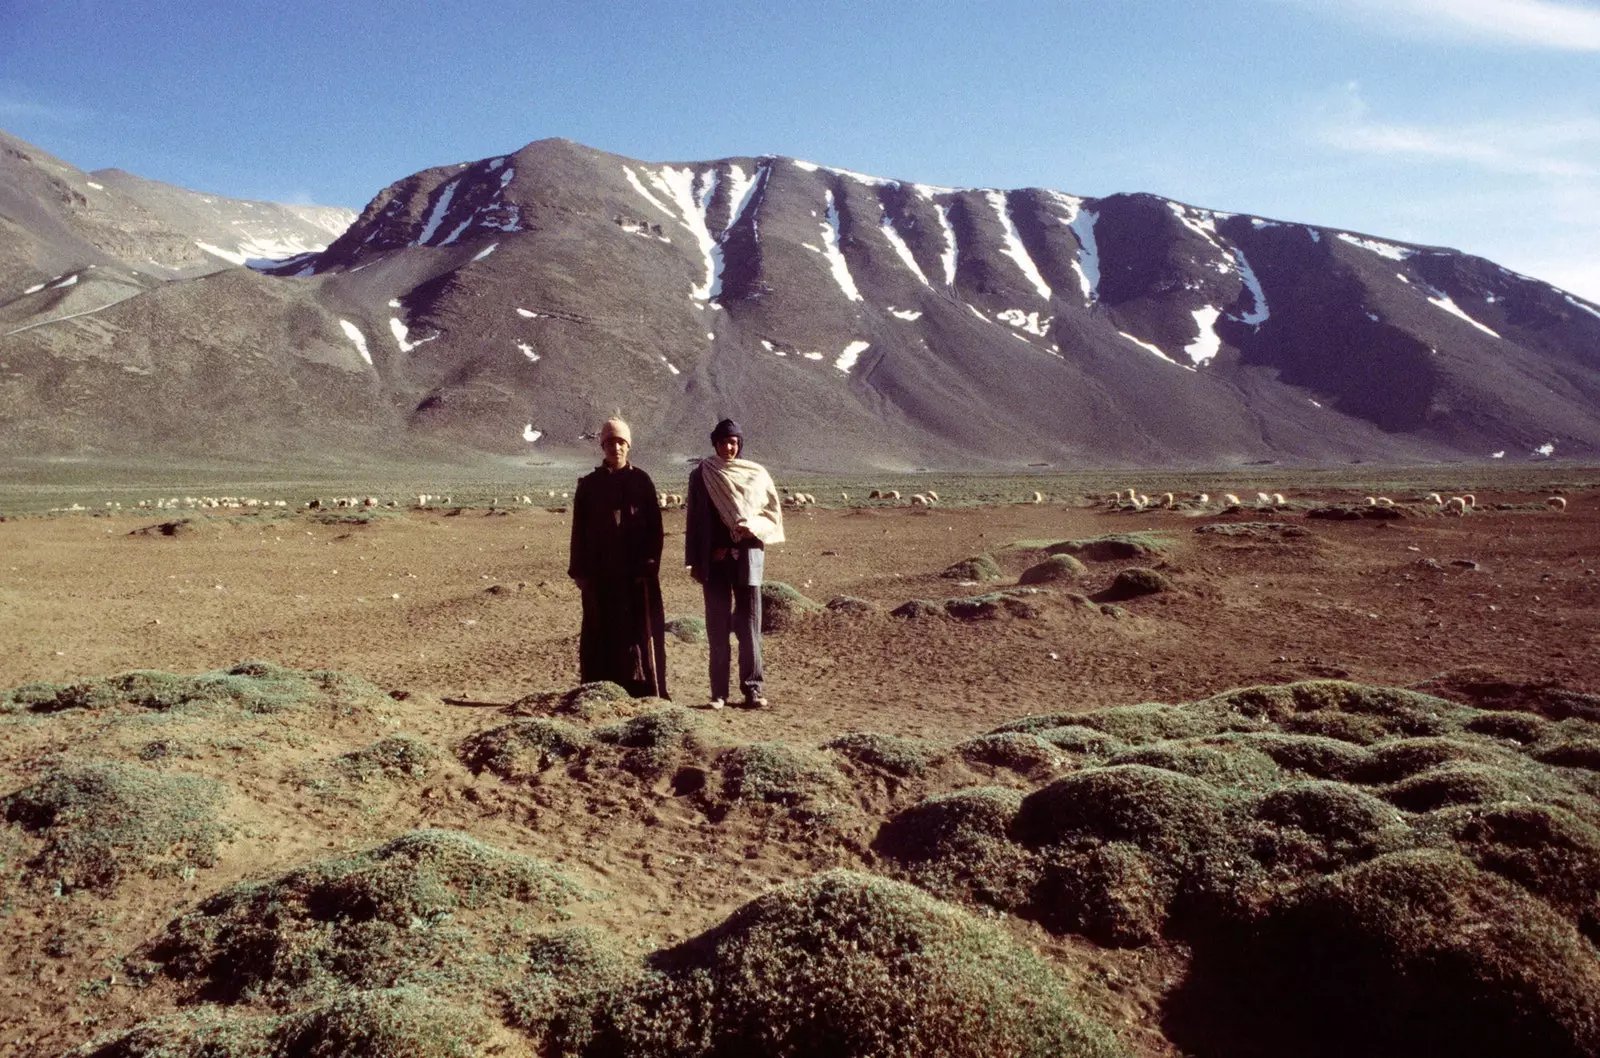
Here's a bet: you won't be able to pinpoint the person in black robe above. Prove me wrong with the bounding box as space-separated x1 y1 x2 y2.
567 416 669 698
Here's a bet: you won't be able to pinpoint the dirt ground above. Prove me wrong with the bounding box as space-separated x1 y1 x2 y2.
1 485 1596 1056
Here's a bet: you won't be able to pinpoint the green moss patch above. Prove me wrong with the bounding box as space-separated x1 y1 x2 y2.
940 552 1003 582
1046 533 1168 563
824 732 946 778
337 734 443 784
760 581 823 632
1018 554 1088 585
1 662 386 717
663 616 707 643
1097 567 1173 601
458 719 591 780
507 681 635 722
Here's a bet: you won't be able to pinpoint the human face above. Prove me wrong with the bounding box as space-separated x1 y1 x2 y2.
601 436 629 468
714 435 740 460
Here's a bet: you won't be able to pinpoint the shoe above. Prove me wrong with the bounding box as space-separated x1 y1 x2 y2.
706 698 726 710
741 695 768 709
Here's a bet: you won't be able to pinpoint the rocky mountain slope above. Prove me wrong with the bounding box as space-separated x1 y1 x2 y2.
3 130 1598 470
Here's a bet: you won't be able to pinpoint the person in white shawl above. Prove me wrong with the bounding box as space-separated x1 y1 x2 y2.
685 419 783 709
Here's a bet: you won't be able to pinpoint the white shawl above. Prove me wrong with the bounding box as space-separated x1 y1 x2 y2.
701 456 785 545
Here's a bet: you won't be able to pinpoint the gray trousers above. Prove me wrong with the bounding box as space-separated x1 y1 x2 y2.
704 575 763 701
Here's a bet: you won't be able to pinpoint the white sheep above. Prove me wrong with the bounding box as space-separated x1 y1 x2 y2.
1462 494 1476 508
1223 493 1241 506
1256 491 1272 507
1032 491 1043 504
926 490 939 502
1161 492 1175 508
869 489 883 499
1365 496 1377 506
1425 492 1443 505
1547 496 1568 511
1196 493 1210 504
1445 496 1468 515
1272 493 1286 507
1375 497 1395 508
911 494 930 506
886 490 901 501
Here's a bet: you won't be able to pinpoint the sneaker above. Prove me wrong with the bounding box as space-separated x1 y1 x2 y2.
705 698 726 711
741 695 768 709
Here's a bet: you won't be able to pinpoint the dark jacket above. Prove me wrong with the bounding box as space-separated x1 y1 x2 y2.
568 463 668 698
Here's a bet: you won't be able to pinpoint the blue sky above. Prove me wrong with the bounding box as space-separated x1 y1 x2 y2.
3 0 1597 299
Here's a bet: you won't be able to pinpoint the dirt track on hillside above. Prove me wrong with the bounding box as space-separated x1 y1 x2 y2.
1 491 1596 1056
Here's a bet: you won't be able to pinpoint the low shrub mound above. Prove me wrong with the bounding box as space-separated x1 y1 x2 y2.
760 581 823 632
508 681 636 722
1173 851 1600 1058
1098 567 1172 601
1193 521 1310 538
1016 765 1235 872
1305 503 1409 520
872 788 1036 909
1046 534 1166 562
954 732 1064 774
604 871 1126 1058
1018 554 1088 585
940 552 1003 582
3 762 228 893
1109 741 1281 789
824 594 875 615
338 734 443 783
1 662 383 716
505 927 643 1054
664 616 707 643
945 589 1044 621
706 742 852 825
824 732 945 778
591 706 721 780
889 598 944 619
458 719 591 780
138 829 581 1004
71 986 493 1058
1199 680 1466 742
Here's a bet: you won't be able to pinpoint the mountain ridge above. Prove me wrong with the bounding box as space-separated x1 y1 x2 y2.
3 130 1598 472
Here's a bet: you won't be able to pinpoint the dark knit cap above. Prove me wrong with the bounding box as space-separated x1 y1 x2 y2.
711 418 743 442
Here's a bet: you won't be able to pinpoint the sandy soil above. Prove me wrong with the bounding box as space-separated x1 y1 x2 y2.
0 488 1595 1056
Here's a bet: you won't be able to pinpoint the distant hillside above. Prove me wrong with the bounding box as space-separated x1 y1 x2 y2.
4 130 1598 470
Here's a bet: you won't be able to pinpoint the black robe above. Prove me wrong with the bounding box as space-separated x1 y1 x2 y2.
567 463 669 698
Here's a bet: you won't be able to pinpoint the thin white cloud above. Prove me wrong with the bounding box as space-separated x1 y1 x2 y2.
1317 0 1600 49
0 95 93 124
1318 83 1600 177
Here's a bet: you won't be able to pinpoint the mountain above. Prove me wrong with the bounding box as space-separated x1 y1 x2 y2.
4 131 1599 471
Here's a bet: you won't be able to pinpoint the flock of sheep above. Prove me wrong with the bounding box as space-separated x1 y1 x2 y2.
55 486 1571 516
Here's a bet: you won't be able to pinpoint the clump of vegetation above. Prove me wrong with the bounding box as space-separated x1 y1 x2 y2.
954 733 1064 774
1173 851 1600 1058
824 594 876 615
504 927 644 1054
1250 781 1412 873
1 662 386 717
1198 681 1465 741
604 871 1126 1058
708 742 851 823
72 986 492 1058
1018 554 1088 585
338 734 443 783
760 581 823 632
889 598 944 619
1193 521 1311 538
824 732 946 778
873 788 1036 909
458 719 591 780
941 553 1004 582
945 590 1042 621
1047 534 1167 562
3 762 228 893
592 706 719 780
137 829 581 1004
1098 567 1173 600
1109 740 1282 789
509 681 634 722
664 617 706 644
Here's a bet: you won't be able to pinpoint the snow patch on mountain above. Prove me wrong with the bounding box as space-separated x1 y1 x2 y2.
416 180 461 246
1425 287 1500 338
834 340 870 373
1230 248 1270 326
809 190 862 302
389 318 438 353
936 204 958 286
881 214 930 287
523 425 542 442
1120 331 1189 369
1566 295 1600 323
1337 233 1415 261
1185 307 1223 365
1535 442 1555 457
792 158 898 188
517 342 539 362
472 243 498 261
339 320 372 365
1047 192 1100 304
623 167 675 218
888 307 922 321
997 309 1049 336
987 190 1051 300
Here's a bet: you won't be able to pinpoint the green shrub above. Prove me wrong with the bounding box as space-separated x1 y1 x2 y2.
1046 534 1166 562
604 870 1126 1058
1215 732 1370 780
1382 762 1536 813
338 734 443 783
1018 554 1088 585
1072 702 1228 745
504 927 643 1054
1354 737 1507 784
954 733 1065 774
664 617 707 644
1174 851 1600 1058
1098 567 1172 600
1035 842 1174 946
138 829 580 1004
760 582 823 632
824 732 945 778
709 742 850 821
941 553 1003 582
593 707 717 780
458 719 591 780
3 762 228 893
824 595 876 615
509 681 635 721
1110 741 1281 789
889 598 944 619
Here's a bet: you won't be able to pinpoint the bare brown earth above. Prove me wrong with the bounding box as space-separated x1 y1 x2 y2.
1 484 1597 1056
